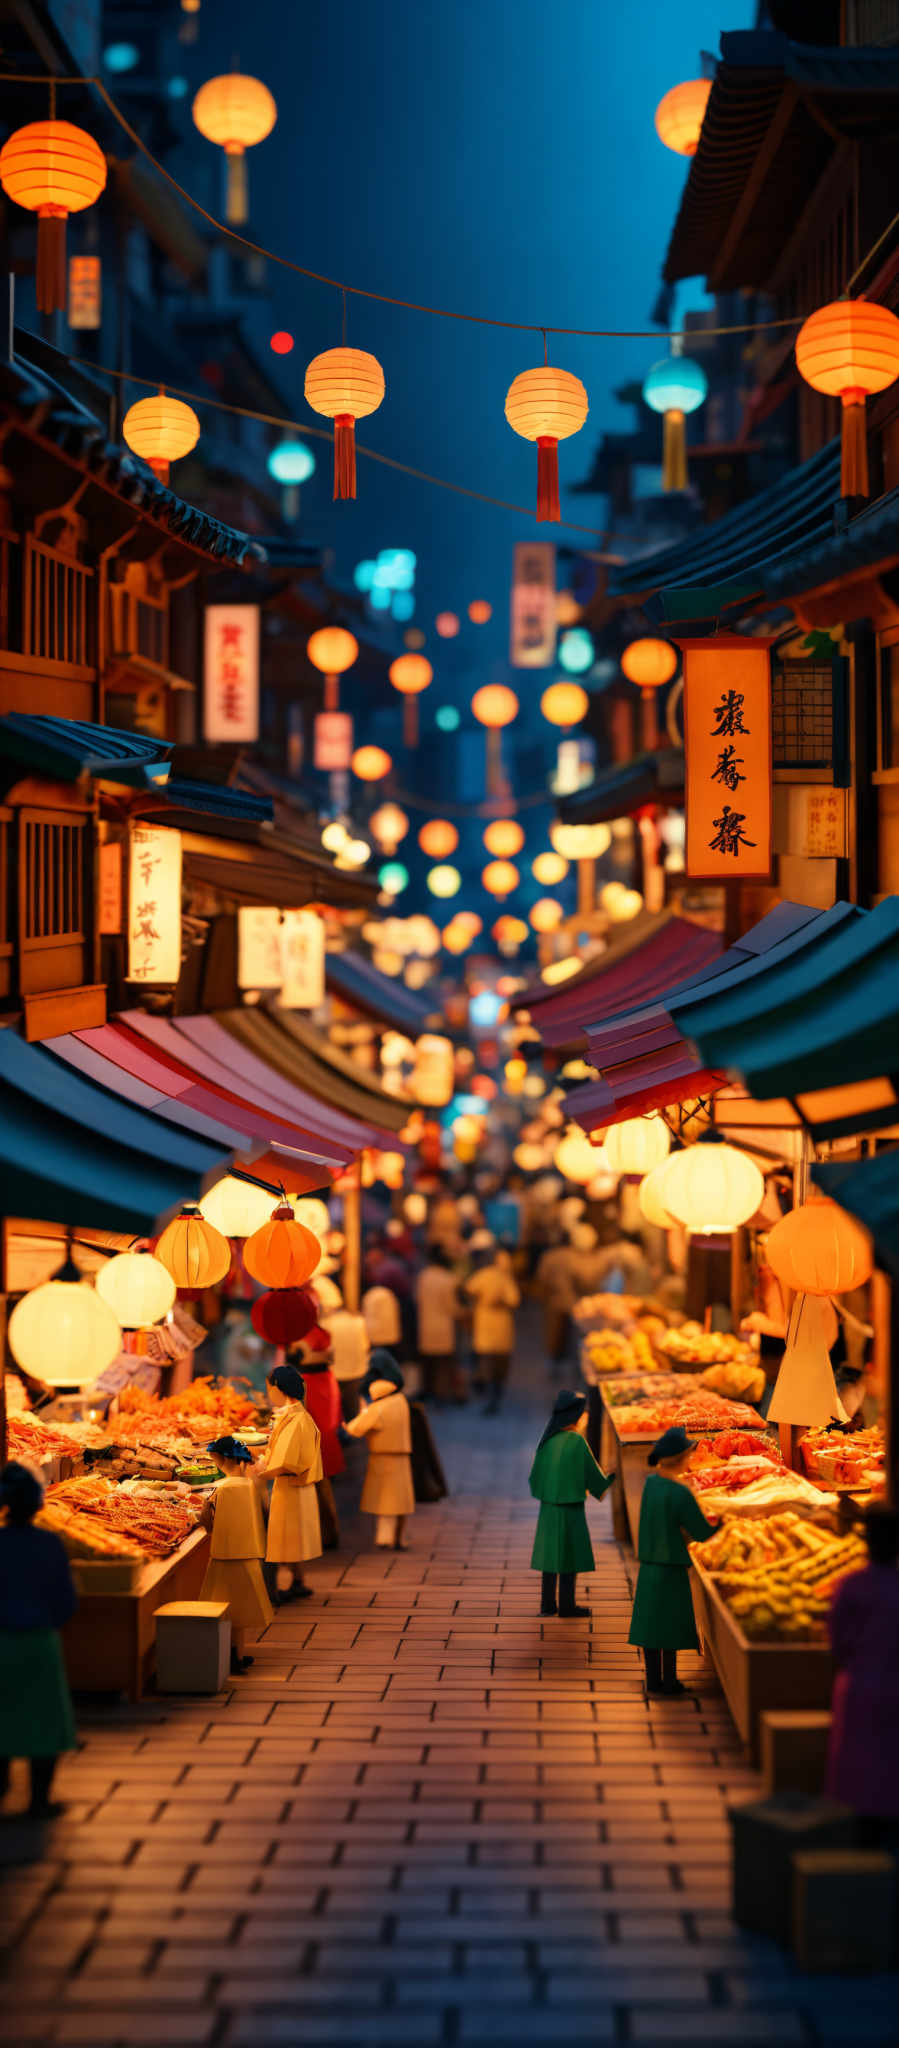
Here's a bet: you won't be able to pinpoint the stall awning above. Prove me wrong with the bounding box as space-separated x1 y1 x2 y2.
681 897 899 1139
0 714 172 788
227 1009 410 1136
132 778 274 826
325 951 437 1030
161 1013 383 1156
0 1028 233 1232
178 827 375 912
557 748 684 825
814 1151 899 1279
523 911 723 1049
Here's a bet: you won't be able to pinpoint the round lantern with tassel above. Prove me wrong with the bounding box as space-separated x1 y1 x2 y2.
505 364 589 522
766 1192 873 1296
243 1199 322 1289
483 818 524 858
639 1155 678 1228
419 818 459 858
0 116 107 315
199 1175 280 1238
530 897 563 933
642 344 707 493
795 299 899 499
307 624 358 711
540 681 588 727
654 79 711 156
389 652 433 745
305 346 385 500
532 850 569 885
472 683 519 797
621 636 678 748
482 859 519 899
123 392 200 484
9 1257 122 1385
250 1286 318 1347
192 73 276 223
370 802 409 854
155 1205 231 1290
351 745 392 782
95 1249 176 1329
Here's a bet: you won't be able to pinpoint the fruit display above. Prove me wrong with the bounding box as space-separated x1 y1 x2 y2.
800 1426 885 1494
690 1430 781 1468
573 1292 644 1328
658 1323 757 1370
581 1325 656 1378
43 1474 200 1559
699 1360 767 1404
610 1391 762 1437
694 1511 866 1640
601 1372 692 1406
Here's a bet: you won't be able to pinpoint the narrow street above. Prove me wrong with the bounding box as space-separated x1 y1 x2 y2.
1 1339 895 2047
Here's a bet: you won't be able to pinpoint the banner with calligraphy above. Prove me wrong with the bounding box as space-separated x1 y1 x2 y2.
127 825 182 983
237 907 283 990
678 636 773 882
68 254 101 329
280 910 325 1009
510 541 557 668
204 604 260 742
314 711 353 771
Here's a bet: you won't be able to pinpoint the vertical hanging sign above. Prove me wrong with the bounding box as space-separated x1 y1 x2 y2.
510 541 557 668
204 604 260 742
68 254 101 329
678 635 773 881
280 910 325 1009
237 907 283 990
127 825 182 983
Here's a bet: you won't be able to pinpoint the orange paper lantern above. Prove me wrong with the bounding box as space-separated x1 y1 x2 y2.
766 1194 874 1297
505 366 589 522
621 638 678 693
654 79 711 156
483 818 524 857
351 745 392 782
243 1200 322 1288
389 653 433 695
472 684 519 728
419 818 459 858
482 859 519 897
305 346 385 500
192 74 276 222
370 802 409 852
532 850 569 885
442 921 470 955
795 299 899 498
435 611 460 638
0 119 107 314
530 897 563 933
468 600 492 624
123 393 200 484
492 915 528 949
540 681 588 727
307 624 358 709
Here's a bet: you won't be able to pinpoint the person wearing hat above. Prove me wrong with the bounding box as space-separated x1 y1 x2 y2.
344 1350 415 1550
529 1391 613 1617
257 1364 323 1601
201 1436 274 1671
628 1427 717 1696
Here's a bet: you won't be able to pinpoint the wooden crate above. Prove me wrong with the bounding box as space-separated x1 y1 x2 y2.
692 1564 834 1762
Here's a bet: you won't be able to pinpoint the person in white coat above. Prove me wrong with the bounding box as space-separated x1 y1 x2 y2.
415 1246 461 1401
344 1352 415 1549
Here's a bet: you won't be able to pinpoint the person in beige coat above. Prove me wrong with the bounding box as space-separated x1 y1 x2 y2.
344 1351 415 1550
466 1247 521 1414
258 1364 323 1601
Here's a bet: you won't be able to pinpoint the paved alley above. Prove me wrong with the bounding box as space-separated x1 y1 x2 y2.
2 1356 897 2047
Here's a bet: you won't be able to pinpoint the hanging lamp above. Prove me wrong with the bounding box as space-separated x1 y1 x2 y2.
483 818 524 857
243 1200 322 1289
155 1205 231 1290
8 1256 122 1386
192 73 276 223
418 818 459 858
307 624 358 711
505 363 588 521
95 1249 177 1328
123 392 200 484
642 342 707 492
0 112 107 314
305 346 385 499
654 80 711 156
389 652 433 745
795 299 899 498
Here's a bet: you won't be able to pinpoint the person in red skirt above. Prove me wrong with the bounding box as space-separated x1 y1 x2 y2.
287 1332 344 1548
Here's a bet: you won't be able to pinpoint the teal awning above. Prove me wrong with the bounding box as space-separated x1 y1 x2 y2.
814 1152 899 1280
0 715 172 788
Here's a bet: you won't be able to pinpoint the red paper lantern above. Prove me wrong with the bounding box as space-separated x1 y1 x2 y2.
305 1323 331 1351
250 1288 318 1346
243 1200 322 1288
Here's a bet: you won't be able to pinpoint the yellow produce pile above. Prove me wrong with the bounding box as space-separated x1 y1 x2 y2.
581 1326 655 1377
699 1359 766 1404
659 1323 757 1369
694 1511 866 1641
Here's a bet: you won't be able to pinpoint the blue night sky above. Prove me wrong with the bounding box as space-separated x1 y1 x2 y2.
193 0 750 670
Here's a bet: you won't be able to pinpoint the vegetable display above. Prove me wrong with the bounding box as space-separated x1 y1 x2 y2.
658 1323 758 1369
694 1511 866 1640
581 1327 655 1378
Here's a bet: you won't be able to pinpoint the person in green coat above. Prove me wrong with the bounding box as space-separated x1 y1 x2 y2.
628 1426 717 1697
529 1389 613 1617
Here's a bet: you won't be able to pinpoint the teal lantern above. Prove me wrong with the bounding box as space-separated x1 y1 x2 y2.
267 439 315 520
379 861 409 895
558 627 594 675
435 705 460 732
642 350 707 493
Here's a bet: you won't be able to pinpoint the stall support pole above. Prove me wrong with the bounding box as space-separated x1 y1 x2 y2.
888 1274 899 1510
343 1162 362 1313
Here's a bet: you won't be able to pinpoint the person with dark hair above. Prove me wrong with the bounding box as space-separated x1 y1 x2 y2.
529 1391 613 1618
257 1364 323 1601
827 1503 899 1839
288 1336 344 1550
628 1428 717 1697
416 1243 461 1401
0 1461 77 1817
344 1350 415 1549
466 1246 520 1414
200 1437 273 1672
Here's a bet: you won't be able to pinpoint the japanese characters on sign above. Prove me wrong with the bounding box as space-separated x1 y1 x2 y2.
802 786 847 859
510 541 557 669
280 910 325 1009
313 711 354 771
679 637 773 882
204 605 260 742
238 907 283 990
68 254 101 330
127 825 182 984
98 841 122 934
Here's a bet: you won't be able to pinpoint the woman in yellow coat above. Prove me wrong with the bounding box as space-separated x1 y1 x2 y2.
201 1436 274 1672
259 1364 323 1602
345 1351 415 1550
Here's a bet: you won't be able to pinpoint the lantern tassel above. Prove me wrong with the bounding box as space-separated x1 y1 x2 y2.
403 697 418 748
324 673 339 712
147 458 171 485
536 435 560 522
841 392 869 498
662 409 687 491
225 147 248 225
333 413 356 500
36 208 67 315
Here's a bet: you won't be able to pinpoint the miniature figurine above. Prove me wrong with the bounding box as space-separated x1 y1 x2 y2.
288 1336 345 1549
828 1503 899 1841
0 1461 77 1818
628 1425 717 1696
529 1389 613 1617
344 1349 415 1549
258 1363 323 1601
466 1245 520 1413
201 1435 274 1671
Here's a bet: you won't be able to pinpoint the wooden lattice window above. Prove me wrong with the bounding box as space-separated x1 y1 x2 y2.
17 807 90 994
772 660 835 769
23 536 93 669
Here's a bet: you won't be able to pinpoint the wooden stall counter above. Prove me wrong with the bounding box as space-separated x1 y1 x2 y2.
61 1527 210 1702
691 1562 834 1764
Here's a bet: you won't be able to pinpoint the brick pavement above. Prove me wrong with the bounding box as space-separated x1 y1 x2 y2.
2 1347 897 2046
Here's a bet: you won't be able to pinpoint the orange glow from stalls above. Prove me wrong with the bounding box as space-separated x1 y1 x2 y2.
483 818 524 857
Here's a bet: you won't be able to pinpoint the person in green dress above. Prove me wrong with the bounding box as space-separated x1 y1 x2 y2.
0 1462 78 1817
529 1390 614 1617
628 1426 717 1697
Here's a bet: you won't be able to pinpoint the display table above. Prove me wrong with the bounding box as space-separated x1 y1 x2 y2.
691 1562 834 1763
61 1527 210 1701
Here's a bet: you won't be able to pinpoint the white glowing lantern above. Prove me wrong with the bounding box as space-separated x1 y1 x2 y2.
8 1262 122 1387
639 1156 678 1228
413 1034 454 1107
603 1114 670 1177
553 1122 599 1185
95 1250 177 1329
199 1175 278 1238
291 1197 331 1240
662 1137 765 1234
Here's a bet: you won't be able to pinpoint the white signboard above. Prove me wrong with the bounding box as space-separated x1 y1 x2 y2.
238 907 283 990
204 604 260 742
280 910 325 1010
510 541 557 669
127 825 182 984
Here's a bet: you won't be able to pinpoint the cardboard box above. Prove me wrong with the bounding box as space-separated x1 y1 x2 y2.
155 1600 230 1694
793 1850 896 1972
761 1711 833 1798
730 1795 858 1940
